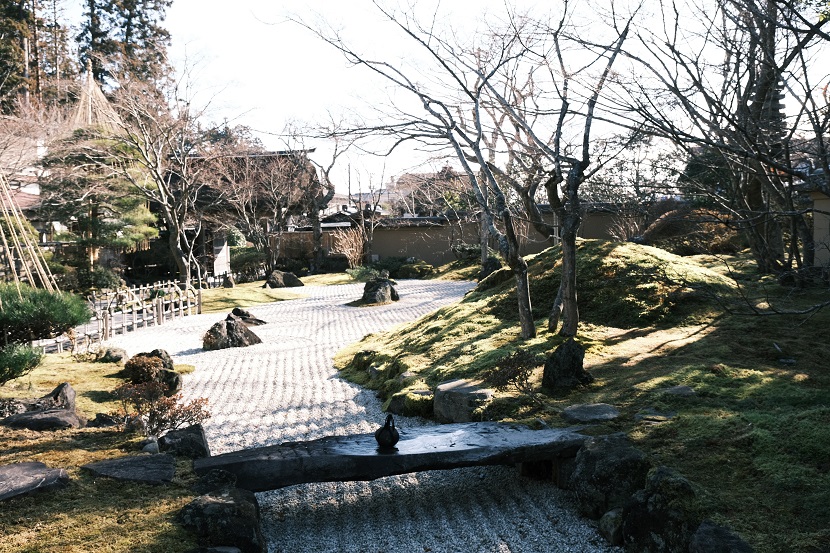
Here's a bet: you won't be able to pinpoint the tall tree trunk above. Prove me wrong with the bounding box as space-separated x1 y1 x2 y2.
501 210 535 339
550 165 583 336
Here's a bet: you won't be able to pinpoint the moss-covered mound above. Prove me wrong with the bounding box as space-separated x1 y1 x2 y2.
478 239 735 329
336 239 735 401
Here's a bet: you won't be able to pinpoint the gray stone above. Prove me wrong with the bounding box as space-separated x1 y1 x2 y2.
81 454 176 485
35 382 76 411
568 433 651 519
598 508 623 546
222 274 236 288
689 520 754 553
141 437 160 454
159 424 211 458
0 462 69 501
230 308 266 326
157 369 183 396
193 469 238 495
1 408 83 431
361 278 399 304
203 317 263 351
433 379 493 423
263 270 304 289
660 385 697 397
194 422 585 493
622 466 699 553
186 548 243 553
478 256 502 281
542 338 594 390
634 408 677 424
179 488 265 553
87 412 121 428
561 403 620 423
98 347 128 364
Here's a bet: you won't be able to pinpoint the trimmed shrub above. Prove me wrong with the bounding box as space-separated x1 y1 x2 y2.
0 344 44 386
230 246 266 279
123 354 163 384
346 266 380 282
76 267 121 291
398 261 435 279
0 284 91 344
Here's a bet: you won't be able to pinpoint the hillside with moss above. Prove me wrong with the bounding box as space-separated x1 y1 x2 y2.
336 239 830 553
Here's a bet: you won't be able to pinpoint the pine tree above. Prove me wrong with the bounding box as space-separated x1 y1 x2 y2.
0 0 32 113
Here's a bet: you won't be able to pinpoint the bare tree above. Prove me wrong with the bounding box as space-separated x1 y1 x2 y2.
294 4 540 338
616 0 830 275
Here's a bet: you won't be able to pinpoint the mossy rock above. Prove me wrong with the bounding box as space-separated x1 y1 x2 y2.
384 390 434 418
398 262 435 279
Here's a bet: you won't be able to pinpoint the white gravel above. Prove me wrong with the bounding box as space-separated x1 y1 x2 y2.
104 280 621 553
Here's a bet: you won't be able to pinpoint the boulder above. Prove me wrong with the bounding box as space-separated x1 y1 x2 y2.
622 466 700 552
178 488 265 553
568 433 651 519
478 256 502 281
159 424 211 459
361 277 399 305
1 408 84 431
31 382 76 412
98 347 128 364
186 548 242 553
433 379 493 423
222 274 236 288
561 403 620 424
230 308 267 326
0 462 69 501
203 316 263 351
81 454 176 485
385 390 433 418
263 270 304 288
542 338 594 390
157 369 183 396
598 508 624 546
689 520 754 553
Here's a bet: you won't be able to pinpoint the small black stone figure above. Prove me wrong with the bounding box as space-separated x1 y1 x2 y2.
374 414 400 449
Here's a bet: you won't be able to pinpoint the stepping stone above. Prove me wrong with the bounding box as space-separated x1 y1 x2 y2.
82 454 175 485
634 408 677 424
434 379 493 423
561 403 620 423
0 462 69 501
660 385 696 397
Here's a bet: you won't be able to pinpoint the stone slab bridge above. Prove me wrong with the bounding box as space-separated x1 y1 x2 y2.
194 422 586 492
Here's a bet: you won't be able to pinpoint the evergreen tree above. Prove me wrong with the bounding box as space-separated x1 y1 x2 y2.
0 0 32 113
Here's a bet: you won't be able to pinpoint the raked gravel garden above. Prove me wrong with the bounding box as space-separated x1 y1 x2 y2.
104 280 621 553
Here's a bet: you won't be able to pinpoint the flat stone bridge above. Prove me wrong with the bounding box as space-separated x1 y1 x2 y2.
194 422 586 492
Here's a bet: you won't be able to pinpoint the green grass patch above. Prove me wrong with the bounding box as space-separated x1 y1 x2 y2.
199 280 305 314
0 355 202 552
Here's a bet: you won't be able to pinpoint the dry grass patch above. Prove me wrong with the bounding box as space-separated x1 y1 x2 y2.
199 280 304 314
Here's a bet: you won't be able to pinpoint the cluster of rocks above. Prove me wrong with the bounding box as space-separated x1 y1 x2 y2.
203 308 266 351
1 382 85 431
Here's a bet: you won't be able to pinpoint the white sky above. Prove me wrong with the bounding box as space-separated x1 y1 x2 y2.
162 0 550 191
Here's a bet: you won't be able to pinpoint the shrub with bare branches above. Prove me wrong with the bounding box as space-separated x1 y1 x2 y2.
332 227 366 269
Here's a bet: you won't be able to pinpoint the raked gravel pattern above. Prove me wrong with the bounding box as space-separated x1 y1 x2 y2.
104 279 621 553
